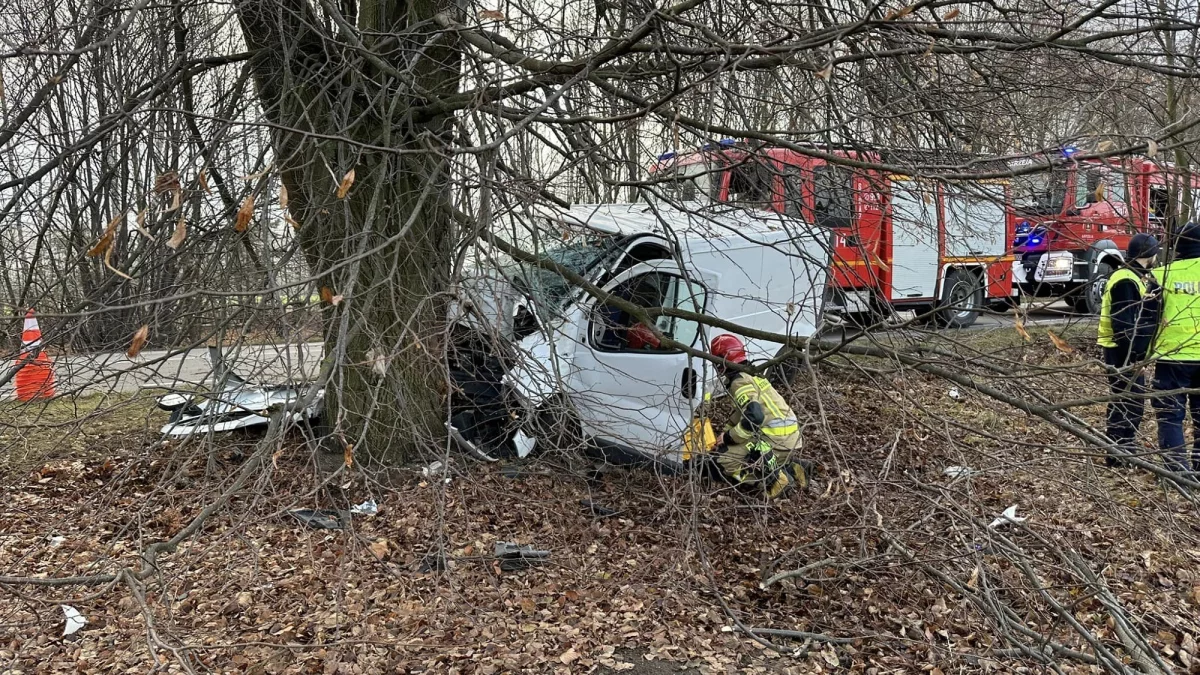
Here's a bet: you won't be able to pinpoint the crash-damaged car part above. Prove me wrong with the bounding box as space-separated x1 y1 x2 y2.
156 346 323 437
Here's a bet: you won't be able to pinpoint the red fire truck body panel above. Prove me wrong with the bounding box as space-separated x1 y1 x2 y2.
1010 154 1200 312
654 144 1015 325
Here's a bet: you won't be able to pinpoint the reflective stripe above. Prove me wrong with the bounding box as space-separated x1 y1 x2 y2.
751 376 786 418
762 424 799 436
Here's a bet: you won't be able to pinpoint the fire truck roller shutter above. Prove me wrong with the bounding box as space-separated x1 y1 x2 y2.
1073 240 1122 315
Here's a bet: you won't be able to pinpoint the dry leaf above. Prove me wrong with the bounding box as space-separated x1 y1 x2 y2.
235 194 255 233
343 443 354 468
242 165 271 181
967 565 980 590
133 208 154 241
153 171 180 194
103 244 132 280
87 211 125 257
163 186 182 214
198 168 211 195
87 231 115 257
884 3 916 20
320 286 335 304
127 325 149 358
480 9 506 20
815 63 833 81
559 648 580 665
279 184 288 209
942 8 960 20
1048 330 1074 353
271 447 285 469
1147 139 1159 158
285 214 301 230
368 539 389 560
1014 317 1031 342
330 294 344 306
167 215 187 250
336 168 356 199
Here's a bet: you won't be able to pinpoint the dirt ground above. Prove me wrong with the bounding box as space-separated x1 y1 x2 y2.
1 324 1199 673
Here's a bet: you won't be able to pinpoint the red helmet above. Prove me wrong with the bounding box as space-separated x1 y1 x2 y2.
710 334 747 364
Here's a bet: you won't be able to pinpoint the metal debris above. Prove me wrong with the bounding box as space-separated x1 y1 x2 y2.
289 509 347 530
494 541 550 571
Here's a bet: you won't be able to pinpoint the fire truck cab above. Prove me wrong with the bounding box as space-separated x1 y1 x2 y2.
1011 152 1200 313
651 141 1015 328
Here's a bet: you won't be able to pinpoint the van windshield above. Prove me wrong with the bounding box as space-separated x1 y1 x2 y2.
508 236 623 311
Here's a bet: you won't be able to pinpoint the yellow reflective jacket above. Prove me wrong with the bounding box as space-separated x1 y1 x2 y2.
725 373 801 452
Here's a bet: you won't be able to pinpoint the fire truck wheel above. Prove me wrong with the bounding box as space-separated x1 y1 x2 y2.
1072 260 1113 315
936 269 983 328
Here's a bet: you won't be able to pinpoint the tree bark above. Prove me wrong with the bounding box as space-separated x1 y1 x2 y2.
235 0 460 461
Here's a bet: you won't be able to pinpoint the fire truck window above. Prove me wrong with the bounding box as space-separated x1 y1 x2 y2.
783 168 804 218
1106 174 1127 203
1013 170 1067 214
726 160 774 207
813 165 853 228
1077 170 1103 205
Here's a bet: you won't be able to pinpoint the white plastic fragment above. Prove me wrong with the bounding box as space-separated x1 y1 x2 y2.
48 535 66 548
350 499 378 516
944 466 980 479
513 429 537 459
948 388 963 401
422 461 444 477
62 605 86 636
989 505 1027 529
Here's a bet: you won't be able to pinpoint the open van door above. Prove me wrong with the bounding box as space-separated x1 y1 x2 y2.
568 260 708 467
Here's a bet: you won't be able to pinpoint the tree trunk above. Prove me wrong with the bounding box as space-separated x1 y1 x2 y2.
235 0 460 462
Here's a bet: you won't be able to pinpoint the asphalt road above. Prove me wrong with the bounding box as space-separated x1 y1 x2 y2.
1 303 1088 399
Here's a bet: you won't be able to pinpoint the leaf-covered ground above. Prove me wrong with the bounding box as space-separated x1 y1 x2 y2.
2 324 1199 673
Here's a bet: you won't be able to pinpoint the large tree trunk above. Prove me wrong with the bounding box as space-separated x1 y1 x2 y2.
235 0 460 461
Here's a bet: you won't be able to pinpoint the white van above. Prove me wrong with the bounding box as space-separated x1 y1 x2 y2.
453 203 830 469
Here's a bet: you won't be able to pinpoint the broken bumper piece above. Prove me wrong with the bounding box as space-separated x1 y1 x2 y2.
157 386 323 437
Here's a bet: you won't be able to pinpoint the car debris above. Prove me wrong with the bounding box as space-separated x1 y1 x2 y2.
579 499 619 518
988 505 1028 529
156 346 322 437
289 509 347 530
494 541 551 571
418 549 447 573
943 465 982 479
350 499 378 516
61 605 86 636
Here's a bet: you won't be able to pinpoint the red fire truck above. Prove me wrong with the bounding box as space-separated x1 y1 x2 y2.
1010 151 1200 313
651 141 1016 328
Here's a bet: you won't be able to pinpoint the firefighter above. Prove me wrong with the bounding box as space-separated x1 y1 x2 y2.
1096 233 1161 468
1152 221 1200 475
708 333 810 498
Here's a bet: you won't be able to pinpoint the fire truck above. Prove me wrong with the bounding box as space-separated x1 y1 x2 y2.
1010 151 1200 313
651 141 1016 328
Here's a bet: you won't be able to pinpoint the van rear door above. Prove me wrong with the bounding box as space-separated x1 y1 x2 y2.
568 260 707 466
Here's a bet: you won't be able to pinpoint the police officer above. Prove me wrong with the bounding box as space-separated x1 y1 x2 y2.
1152 222 1200 474
1096 233 1161 467
708 333 810 498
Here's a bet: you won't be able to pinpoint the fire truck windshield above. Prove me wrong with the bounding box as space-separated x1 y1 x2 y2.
1012 169 1068 215
655 162 716 202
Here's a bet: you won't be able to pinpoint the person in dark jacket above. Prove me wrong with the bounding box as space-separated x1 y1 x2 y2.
1096 233 1161 467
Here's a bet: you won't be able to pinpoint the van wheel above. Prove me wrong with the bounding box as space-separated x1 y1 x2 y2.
936 269 983 328
1072 261 1113 315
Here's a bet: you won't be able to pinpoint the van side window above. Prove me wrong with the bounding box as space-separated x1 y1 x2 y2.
783 167 804 218
592 272 706 353
813 165 853 228
726 160 775 208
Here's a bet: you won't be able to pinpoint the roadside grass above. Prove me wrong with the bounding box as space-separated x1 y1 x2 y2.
0 392 164 478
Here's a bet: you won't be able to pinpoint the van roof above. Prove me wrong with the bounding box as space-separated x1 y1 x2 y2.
542 202 807 241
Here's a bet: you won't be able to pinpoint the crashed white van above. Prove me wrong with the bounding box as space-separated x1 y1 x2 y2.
453 203 830 469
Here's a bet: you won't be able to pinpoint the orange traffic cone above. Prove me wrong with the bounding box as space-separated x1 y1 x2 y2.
14 309 55 401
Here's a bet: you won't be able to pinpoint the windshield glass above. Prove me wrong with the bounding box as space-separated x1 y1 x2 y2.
1012 169 1068 214
508 235 621 312
657 162 716 202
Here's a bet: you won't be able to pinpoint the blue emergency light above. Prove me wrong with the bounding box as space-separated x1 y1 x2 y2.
657 151 676 162
701 138 738 151
1062 145 1079 157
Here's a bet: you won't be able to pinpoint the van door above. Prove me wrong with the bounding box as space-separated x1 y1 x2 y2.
568 260 707 465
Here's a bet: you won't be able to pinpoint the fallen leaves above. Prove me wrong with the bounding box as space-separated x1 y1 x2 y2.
480 8 506 20
942 8 960 20
368 539 389 560
198 168 211 195
336 168 356 199
127 325 149 358
1048 330 1074 353
343 443 354 468
884 3 916 20
1015 317 1031 342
